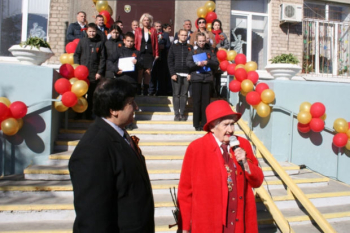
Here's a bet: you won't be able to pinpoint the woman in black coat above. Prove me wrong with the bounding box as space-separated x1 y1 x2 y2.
104 24 123 79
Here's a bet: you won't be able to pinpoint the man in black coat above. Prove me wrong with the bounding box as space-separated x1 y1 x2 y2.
95 14 108 42
66 11 87 43
69 78 155 233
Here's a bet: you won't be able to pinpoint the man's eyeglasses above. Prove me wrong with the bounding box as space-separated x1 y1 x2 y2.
198 21 206 24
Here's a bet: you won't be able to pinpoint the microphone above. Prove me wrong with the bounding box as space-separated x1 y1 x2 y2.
229 136 244 171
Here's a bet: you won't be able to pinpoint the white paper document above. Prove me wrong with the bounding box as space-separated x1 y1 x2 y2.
118 57 135 72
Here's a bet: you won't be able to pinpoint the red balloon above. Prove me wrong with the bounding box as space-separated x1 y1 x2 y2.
310 102 326 118
100 10 111 22
55 78 72 95
217 50 227 61
333 133 348 147
0 103 9 120
229 80 241 92
235 54 247 65
227 64 236 75
246 91 261 106
73 39 80 45
298 123 311 133
65 42 77 54
255 83 269 94
59 64 75 78
205 12 217 23
309 118 325 132
105 17 114 29
9 101 27 119
247 71 259 84
235 68 247 82
219 60 229 72
74 65 89 80
61 92 78 107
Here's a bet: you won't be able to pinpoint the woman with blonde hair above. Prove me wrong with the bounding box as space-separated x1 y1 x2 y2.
134 13 159 95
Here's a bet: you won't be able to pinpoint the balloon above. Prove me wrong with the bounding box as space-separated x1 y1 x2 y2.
219 60 229 72
235 64 245 70
1 118 19 136
17 118 23 129
261 89 275 104
235 54 247 65
72 64 80 69
245 61 258 72
333 118 349 133
255 83 269 94
297 111 312 124
309 118 325 132
247 71 259 84
333 133 348 148
59 64 75 78
227 64 236 75
197 7 208 18
298 123 310 133
73 39 80 45
320 113 327 121
69 77 79 85
61 92 78 107
227 50 237 61
9 101 27 119
206 23 212 32
204 1 216 12
299 102 311 112
54 97 69 112
74 65 89 80
240 90 248 96
205 12 217 23
256 102 271 117
241 79 254 93
65 42 77 54
229 80 241 92
217 50 227 61
346 129 350 138
246 91 261 106
59 53 70 64
310 102 326 118
96 1 109 12
72 97 88 113
0 97 11 107
100 10 111 23
106 5 113 15
0 103 9 120
54 78 72 95
235 68 247 82
72 80 89 97
67 53 74 65
346 140 350 151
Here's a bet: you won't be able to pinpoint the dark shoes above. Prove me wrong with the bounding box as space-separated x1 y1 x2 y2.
195 127 203 131
179 115 186 121
174 115 180 121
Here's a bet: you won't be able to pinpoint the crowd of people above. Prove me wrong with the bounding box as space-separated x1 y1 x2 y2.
67 11 230 130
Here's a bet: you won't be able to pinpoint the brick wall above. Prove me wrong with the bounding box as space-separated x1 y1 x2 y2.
216 0 231 41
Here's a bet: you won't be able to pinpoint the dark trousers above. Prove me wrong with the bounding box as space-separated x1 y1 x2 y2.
172 75 189 115
192 82 212 128
214 72 222 97
86 80 99 118
149 55 171 95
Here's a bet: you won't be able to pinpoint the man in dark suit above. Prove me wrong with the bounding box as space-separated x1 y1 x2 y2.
95 14 108 42
69 78 155 233
174 19 193 42
66 11 87 43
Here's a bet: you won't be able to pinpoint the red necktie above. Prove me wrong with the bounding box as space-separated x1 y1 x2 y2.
221 144 230 163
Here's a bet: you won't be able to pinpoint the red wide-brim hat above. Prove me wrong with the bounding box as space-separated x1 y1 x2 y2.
203 100 242 132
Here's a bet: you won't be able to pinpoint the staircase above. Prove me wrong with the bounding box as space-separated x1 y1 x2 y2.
0 96 350 232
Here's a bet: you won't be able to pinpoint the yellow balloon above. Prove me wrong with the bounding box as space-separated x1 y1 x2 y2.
346 129 350 138
204 1 216 12
67 53 74 65
72 64 80 69
333 118 349 133
297 111 312 124
59 53 70 64
72 97 88 113
256 102 271 118
197 7 208 18
106 5 113 15
0 97 11 107
235 64 245 70
96 1 109 12
241 79 254 93
71 80 89 97
346 140 350 151
54 97 69 112
69 77 79 85
299 102 311 112
1 118 19 136
320 113 327 121
227 50 237 61
261 89 275 104
206 23 212 32
240 90 248 96
252 105 258 109
245 61 258 72
17 118 23 129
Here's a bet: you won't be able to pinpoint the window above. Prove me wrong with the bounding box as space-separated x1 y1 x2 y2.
0 0 49 57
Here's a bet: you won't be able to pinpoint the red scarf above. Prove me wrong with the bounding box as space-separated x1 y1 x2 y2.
212 29 222 44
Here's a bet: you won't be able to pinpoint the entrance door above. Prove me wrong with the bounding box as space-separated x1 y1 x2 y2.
116 0 175 35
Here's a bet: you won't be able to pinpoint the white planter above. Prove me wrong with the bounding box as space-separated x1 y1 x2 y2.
265 64 302 80
8 45 54 66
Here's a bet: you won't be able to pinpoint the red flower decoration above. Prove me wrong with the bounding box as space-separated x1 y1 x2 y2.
188 47 191 51
207 53 211 59
131 135 142 154
118 43 122 47
80 28 87 31
132 53 137 57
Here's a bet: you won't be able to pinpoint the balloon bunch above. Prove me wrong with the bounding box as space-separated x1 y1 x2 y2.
297 102 326 133
54 65 89 113
62 39 80 65
196 1 217 31
93 1 114 28
332 118 350 149
0 97 27 136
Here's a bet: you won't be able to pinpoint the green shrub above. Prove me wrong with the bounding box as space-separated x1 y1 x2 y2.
269 53 299 64
20 37 51 50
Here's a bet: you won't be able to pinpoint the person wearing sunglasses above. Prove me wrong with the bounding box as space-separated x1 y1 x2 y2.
189 18 216 48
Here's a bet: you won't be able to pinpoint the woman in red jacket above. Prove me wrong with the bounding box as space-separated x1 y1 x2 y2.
134 13 159 95
177 100 264 233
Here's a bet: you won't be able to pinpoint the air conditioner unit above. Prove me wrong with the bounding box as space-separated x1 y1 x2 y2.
280 3 303 23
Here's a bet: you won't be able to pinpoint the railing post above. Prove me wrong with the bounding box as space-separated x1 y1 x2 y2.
288 111 294 163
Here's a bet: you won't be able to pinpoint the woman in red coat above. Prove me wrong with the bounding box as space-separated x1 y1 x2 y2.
134 13 159 95
177 100 264 233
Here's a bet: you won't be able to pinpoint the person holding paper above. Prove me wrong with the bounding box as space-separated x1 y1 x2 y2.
105 24 123 79
186 32 219 131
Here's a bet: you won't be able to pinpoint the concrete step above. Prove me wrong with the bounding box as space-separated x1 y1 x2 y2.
135 112 194 121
